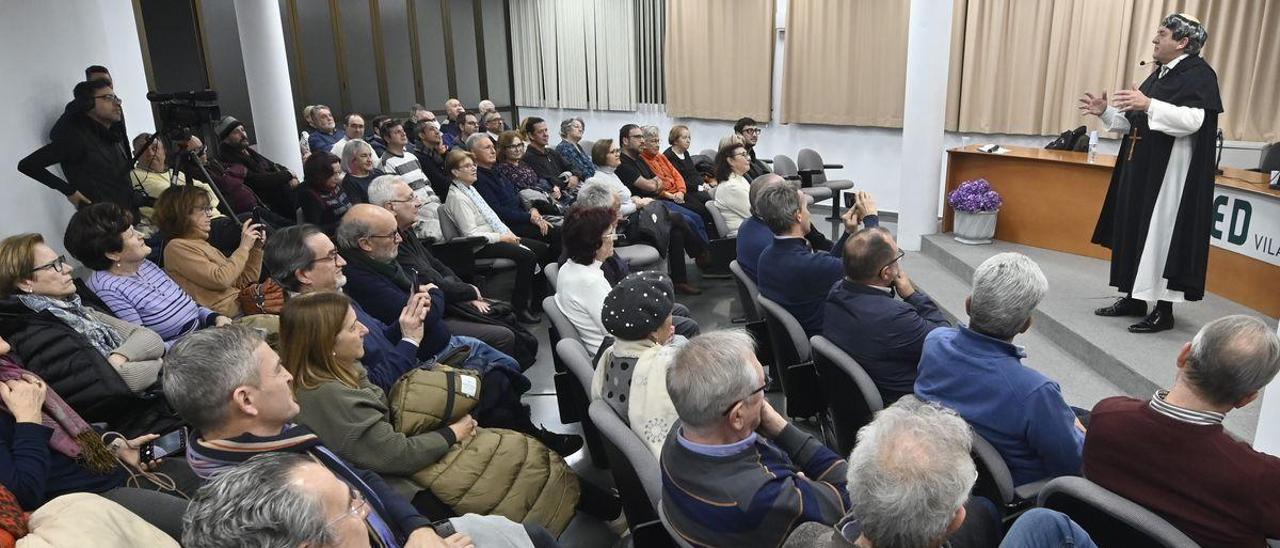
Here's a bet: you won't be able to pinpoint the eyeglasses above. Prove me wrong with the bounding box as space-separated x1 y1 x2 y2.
364 230 401 241
722 372 772 416
732 151 751 159
30 255 70 275
385 196 420 206
742 127 762 135
311 249 341 266
505 143 527 149
457 164 478 171
191 206 215 216
326 484 370 528
879 249 906 275
93 94 122 104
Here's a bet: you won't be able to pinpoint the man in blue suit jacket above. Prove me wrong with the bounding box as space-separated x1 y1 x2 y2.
757 186 876 336
823 227 949 404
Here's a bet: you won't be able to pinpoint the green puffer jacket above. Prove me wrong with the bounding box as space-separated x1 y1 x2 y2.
390 366 581 536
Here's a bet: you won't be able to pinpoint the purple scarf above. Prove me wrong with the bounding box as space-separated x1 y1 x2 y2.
0 355 117 473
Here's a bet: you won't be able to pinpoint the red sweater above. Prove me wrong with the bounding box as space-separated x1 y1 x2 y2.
1083 396 1280 547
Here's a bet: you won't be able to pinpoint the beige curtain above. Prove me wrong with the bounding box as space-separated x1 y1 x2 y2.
780 0 909 126
664 0 775 121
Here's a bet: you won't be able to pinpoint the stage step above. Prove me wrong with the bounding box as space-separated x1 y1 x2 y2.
906 233 1266 441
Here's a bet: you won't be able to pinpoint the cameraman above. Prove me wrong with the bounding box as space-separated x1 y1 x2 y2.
18 79 136 212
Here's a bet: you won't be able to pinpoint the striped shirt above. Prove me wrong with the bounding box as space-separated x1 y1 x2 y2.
1148 389 1225 426
88 260 219 344
378 149 428 189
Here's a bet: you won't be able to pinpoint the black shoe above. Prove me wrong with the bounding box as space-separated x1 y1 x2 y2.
1129 308 1174 333
516 309 542 324
534 426 584 457
1095 297 1147 317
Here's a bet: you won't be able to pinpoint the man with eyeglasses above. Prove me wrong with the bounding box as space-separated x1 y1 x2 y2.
733 117 772 180
19 78 135 212
661 329 850 547
823 225 950 405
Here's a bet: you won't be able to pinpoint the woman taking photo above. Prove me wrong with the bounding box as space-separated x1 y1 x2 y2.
154 185 265 317
442 150 551 324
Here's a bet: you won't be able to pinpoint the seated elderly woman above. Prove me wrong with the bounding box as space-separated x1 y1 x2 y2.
495 130 569 213
0 334 196 541
154 184 265 317
278 292 621 532
470 133 561 252
65 204 233 345
442 149 552 324
640 125 714 230
553 207 620 356
711 142 754 236
338 138 384 204
554 117 595 179
296 151 354 234
583 138 652 217
590 271 684 457
0 234 167 418
129 132 240 254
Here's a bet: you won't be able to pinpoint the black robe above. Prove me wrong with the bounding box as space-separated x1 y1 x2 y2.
1090 55 1222 301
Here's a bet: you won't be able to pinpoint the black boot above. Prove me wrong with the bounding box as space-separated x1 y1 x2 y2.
1129 301 1174 333
532 424 584 457
1095 296 1147 317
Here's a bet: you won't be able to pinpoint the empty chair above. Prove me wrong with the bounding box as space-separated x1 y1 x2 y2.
1037 477 1199 548
809 335 884 456
543 296 586 425
755 296 828 427
698 148 716 158
614 242 664 272
774 153 832 202
580 139 595 157
970 431 1048 516
796 148 854 193
702 200 738 266
554 336 609 467
589 400 677 547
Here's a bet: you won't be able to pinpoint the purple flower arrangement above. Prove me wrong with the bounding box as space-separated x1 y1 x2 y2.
948 178 1003 213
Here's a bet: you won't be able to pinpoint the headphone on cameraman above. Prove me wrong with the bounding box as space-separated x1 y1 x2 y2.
71 80 105 114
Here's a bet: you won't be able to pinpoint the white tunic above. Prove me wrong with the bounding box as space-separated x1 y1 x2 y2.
1098 55 1205 302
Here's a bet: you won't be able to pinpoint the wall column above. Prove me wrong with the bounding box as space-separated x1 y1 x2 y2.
896 0 954 250
231 0 302 175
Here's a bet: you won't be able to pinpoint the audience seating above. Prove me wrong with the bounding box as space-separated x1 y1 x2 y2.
796 148 854 195
580 139 595 156
702 200 737 266
809 335 885 456
588 400 677 547
772 154 832 203
437 204 517 278
657 504 697 548
555 338 608 467
727 260 761 322
614 243 664 272
755 296 835 446
544 261 559 291
969 431 1048 517
542 295 582 423
1258 141 1279 172
1036 477 1199 548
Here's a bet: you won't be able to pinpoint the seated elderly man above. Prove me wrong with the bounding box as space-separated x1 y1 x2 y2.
824 227 949 404
366 174 519 357
915 252 1085 485
785 396 1003 548
1083 315 1280 546
756 184 877 336
661 329 850 547
165 327 556 548
736 175 835 282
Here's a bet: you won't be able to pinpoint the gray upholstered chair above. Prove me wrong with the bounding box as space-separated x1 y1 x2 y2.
969 431 1049 516
1036 477 1199 548
809 335 884 456
544 261 559 291
774 153 832 203
755 296 832 446
588 400 677 545
615 243 664 272
552 335 609 466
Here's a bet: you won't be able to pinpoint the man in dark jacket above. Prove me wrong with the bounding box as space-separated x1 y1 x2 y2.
18 79 135 212
522 117 582 196
214 115 299 220
735 117 772 180
737 175 837 283
823 227 949 404
412 120 453 201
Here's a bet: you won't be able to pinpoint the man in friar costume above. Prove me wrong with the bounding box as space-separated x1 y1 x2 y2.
1079 13 1221 334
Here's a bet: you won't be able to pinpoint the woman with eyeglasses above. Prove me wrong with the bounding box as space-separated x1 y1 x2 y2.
154 185 265 317
711 143 754 236
65 203 234 345
469 133 561 253
0 233 173 436
442 150 552 324
128 133 241 256
337 139 384 204
495 131 567 214
552 207 623 356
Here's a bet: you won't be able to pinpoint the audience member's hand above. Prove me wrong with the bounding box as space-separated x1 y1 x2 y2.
634 197 654 208
551 186 562 200
107 353 128 367
673 192 685 203
448 415 477 443
66 192 93 208
398 292 430 343
214 316 234 327
499 232 521 245
1074 417 1087 434
856 191 877 219
840 204 860 233
535 217 550 236
239 220 265 248
1078 91 1107 116
567 175 580 189
756 400 788 439
288 177 301 188
116 433 162 472
418 283 439 296
529 209 543 222
0 375 47 424
468 300 492 314
406 528 474 548
892 266 916 299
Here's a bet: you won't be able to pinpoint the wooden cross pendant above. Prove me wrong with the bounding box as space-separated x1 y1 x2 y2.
1126 126 1142 161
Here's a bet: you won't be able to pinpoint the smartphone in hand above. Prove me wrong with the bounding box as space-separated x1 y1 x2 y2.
140 427 188 464
843 192 858 210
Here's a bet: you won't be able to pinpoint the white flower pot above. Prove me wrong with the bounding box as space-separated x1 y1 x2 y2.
953 210 998 245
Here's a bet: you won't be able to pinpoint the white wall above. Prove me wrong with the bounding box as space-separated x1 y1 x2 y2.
0 0 154 253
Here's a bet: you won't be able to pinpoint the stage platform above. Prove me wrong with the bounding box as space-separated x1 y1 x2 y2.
903 233 1275 441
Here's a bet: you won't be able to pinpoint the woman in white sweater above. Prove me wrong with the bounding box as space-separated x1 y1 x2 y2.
551 207 620 355
710 143 754 236
582 138 653 217
440 149 551 324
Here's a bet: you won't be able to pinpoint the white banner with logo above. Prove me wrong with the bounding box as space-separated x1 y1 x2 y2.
1211 186 1280 267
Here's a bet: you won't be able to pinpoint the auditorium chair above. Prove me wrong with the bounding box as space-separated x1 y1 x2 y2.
772 154 832 203
614 242 665 272
546 309 608 466
658 505 697 548
969 432 1048 517
797 148 854 234
1036 477 1199 548
702 200 738 268
436 206 516 283
755 295 836 448
588 400 678 547
809 335 885 456
1257 141 1279 172
544 261 559 291
579 139 594 156
728 260 775 383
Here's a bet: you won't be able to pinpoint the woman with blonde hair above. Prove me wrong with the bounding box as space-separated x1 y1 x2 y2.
154 185 265 317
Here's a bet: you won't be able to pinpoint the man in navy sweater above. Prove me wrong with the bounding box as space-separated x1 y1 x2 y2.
757 185 877 336
735 175 836 283
823 227 949 404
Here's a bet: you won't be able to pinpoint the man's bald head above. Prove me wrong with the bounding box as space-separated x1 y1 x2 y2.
843 227 897 284
335 204 400 261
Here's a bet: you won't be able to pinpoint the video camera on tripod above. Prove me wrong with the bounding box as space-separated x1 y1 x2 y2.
136 89 241 222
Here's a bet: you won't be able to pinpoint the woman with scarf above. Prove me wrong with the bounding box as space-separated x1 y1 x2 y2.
0 335 193 540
